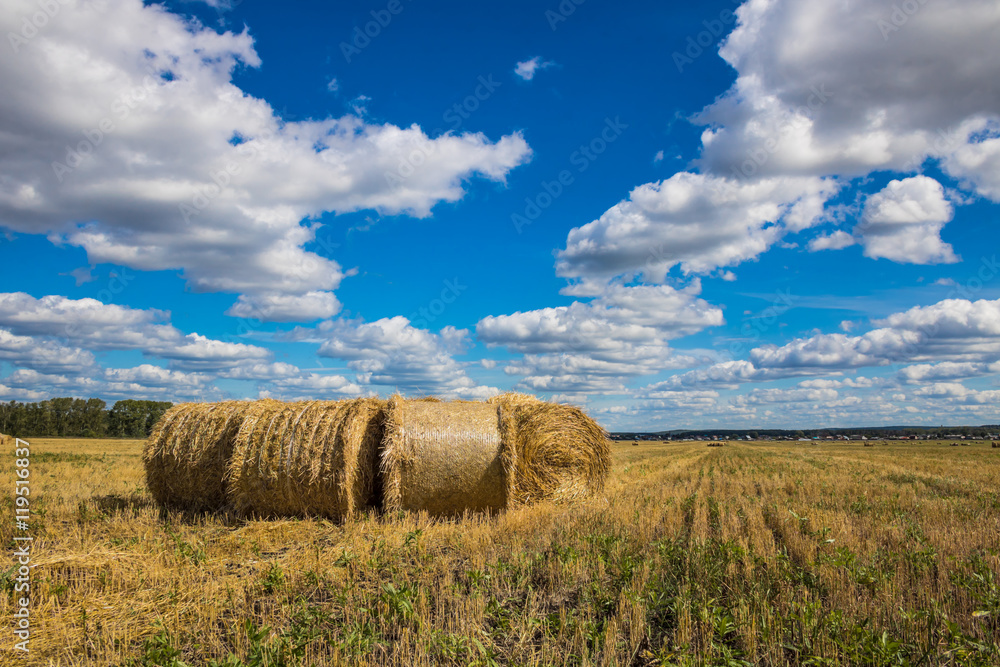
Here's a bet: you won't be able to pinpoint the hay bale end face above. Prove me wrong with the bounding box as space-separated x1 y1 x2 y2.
226 398 384 519
491 393 611 505
382 396 512 516
143 401 254 512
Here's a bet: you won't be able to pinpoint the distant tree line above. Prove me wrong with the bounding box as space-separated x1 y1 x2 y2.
615 425 1000 439
0 398 173 438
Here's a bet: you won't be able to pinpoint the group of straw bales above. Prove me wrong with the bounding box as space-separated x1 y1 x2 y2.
143 393 611 519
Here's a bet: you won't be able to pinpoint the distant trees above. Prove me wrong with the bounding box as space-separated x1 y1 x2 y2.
106 399 173 438
0 398 173 438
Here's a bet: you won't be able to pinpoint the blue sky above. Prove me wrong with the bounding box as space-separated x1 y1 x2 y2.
2 0 1000 430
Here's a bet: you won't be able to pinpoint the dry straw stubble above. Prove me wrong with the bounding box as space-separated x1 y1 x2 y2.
142 400 258 512
226 397 384 519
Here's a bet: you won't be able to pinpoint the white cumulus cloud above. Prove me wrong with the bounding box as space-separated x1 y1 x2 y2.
556 173 837 284
855 176 957 264
0 292 270 370
808 230 854 252
0 0 531 321
296 316 497 399
694 0 1000 194
477 283 720 393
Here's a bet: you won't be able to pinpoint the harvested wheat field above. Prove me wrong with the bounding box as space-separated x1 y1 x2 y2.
2 438 999 665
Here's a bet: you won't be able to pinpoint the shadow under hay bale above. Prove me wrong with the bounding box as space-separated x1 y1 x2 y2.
143 401 259 512
382 396 511 516
226 398 384 519
91 493 154 515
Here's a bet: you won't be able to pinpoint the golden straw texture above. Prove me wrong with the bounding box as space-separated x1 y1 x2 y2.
382 396 510 515
490 392 611 504
226 398 384 519
143 401 255 512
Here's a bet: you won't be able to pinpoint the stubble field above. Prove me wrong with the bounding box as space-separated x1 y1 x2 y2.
1 437 999 666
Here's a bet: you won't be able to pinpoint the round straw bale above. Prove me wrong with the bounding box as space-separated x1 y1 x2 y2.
490 392 611 504
381 396 513 516
226 397 384 518
143 400 258 511
487 391 541 410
